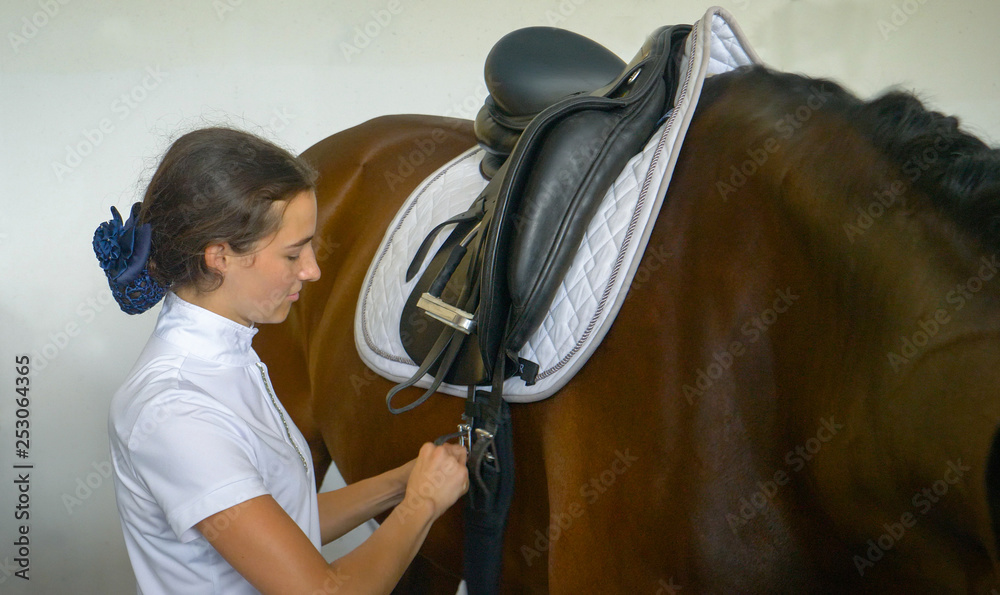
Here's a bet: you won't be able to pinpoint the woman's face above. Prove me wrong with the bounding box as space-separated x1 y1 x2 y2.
217 190 321 326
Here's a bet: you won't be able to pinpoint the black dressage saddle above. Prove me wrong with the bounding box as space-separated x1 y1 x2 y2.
388 24 692 411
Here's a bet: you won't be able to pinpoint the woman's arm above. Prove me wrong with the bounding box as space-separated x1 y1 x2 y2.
196 442 467 594
317 458 415 544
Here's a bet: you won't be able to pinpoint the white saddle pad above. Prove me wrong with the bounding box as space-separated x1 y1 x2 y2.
355 6 760 403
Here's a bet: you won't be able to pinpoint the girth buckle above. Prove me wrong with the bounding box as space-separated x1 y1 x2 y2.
460 421 473 453
434 421 497 468
475 428 497 465
434 418 474 456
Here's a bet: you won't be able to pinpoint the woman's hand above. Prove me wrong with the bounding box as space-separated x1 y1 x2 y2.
393 457 417 493
401 442 468 521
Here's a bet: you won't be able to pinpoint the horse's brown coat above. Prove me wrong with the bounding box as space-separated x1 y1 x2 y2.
255 69 1000 593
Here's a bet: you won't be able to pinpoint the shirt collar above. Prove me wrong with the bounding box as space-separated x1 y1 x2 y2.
153 292 259 366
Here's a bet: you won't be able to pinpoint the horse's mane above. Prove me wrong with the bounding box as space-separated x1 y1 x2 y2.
858 84 1000 249
718 66 1000 251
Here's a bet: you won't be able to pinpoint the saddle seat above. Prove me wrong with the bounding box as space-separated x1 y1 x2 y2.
475 27 627 179
393 23 692 405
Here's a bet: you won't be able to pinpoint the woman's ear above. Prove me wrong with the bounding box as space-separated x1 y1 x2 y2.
203 243 228 276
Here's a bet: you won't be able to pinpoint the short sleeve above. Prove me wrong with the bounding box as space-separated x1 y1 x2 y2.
126 393 268 543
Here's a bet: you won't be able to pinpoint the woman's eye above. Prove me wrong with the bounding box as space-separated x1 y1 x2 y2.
287 254 300 261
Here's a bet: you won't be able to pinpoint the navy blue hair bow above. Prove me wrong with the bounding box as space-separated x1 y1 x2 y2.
93 203 166 314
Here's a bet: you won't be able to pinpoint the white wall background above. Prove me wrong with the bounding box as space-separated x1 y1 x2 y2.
0 0 997 592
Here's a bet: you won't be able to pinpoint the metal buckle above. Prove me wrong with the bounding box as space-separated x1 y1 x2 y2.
474 428 495 462
457 421 498 465
433 417 473 454
417 293 476 334
458 421 473 453
474 428 498 468
435 420 496 468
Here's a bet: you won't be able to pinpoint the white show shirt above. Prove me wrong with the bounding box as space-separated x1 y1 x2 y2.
109 292 320 594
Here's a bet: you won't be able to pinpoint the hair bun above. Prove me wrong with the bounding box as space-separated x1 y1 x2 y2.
93 203 167 314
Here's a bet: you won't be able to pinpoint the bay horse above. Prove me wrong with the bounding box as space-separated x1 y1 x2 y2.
254 65 1000 593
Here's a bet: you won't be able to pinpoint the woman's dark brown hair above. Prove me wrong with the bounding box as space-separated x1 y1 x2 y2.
139 127 317 291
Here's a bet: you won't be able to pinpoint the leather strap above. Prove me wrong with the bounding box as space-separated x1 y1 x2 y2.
386 327 460 414
405 197 486 282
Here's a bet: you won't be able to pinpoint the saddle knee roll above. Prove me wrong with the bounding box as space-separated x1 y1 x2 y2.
502 86 668 353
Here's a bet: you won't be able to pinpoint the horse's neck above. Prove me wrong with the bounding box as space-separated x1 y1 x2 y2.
759 98 1000 563
669 68 1000 584
776 107 1000 399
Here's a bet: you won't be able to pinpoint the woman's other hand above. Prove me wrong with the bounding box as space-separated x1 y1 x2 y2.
401 442 468 521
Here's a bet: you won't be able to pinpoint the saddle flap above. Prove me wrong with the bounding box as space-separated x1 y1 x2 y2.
399 216 490 386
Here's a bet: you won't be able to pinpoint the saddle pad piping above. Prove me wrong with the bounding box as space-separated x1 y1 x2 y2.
536 109 674 381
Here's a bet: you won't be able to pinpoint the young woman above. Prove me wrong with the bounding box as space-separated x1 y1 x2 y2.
95 127 468 594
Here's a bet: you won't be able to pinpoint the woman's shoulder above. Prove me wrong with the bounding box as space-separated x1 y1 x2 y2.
108 350 238 446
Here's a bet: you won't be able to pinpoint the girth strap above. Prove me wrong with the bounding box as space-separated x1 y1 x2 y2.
460 350 514 595
462 398 513 595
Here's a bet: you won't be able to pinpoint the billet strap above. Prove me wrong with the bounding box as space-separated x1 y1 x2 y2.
466 350 509 489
